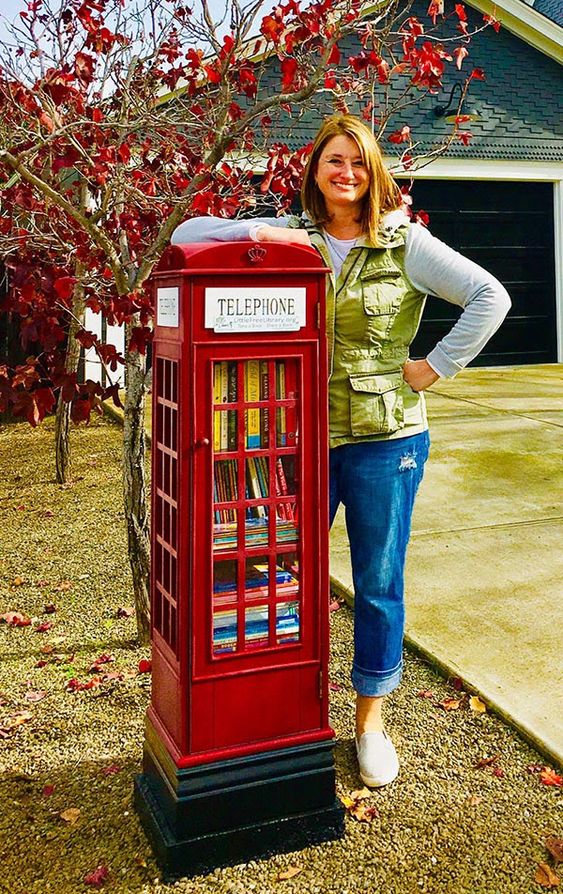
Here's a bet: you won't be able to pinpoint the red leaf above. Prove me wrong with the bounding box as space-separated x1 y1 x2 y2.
455 3 467 21
388 126 411 144
281 57 298 92
457 130 473 146
34 622 53 633
540 768 563 787
329 599 341 612
0 611 32 627
470 68 486 81
42 784 55 797
417 689 435 699
329 681 342 692
414 210 430 227
44 603 57 614
137 659 152 674
483 14 501 32
84 865 109 888
100 763 121 776
328 44 340 65
53 277 77 300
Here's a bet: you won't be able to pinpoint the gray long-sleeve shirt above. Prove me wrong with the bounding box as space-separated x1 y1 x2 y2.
171 212 511 378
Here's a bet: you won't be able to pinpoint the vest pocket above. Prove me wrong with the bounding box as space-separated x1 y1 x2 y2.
349 372 404 436
361 273 401 342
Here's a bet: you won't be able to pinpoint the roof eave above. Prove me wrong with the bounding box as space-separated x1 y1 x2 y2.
467 0 563 64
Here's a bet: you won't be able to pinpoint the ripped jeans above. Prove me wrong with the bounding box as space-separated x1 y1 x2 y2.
329 431 430 697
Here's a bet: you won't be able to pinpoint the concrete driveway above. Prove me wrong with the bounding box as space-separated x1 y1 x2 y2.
329 364 563 765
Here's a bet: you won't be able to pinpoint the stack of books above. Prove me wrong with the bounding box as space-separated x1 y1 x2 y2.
212 562 300 653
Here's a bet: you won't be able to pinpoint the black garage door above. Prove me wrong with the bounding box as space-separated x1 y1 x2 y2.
410 180 557 366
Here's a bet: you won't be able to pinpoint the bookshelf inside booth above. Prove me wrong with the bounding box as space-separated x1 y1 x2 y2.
211 357 301 657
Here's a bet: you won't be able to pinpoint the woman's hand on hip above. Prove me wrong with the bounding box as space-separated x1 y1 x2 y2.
255 224 312 246
403 358 440 392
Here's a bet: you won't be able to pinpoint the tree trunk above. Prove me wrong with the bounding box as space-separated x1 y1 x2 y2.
55 291 85 484
123 320 151 643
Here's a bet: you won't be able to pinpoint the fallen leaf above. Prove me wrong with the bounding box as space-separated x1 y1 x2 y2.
116 606 134 619
474 754 500 769
36 580 49 587
349 787 372 801
329 599 341 612
100 763 121 776
540 768 563 787
546 838 563 864
451 676 464 691
34 660 48 668
340 795 355 809
42 785 55 797
438 697 461 711
349 802 379 823
25 690 47 702
12 576 24 586
60 807 81 824
469 696 487 713
0 611 32 627
417 689 435 699
54 580 72 591
277 866 302 880
84 864 109 887
492 767 505 778
89 653 114 673
66 676 102 692
43 603 57 614
466 794 483 806
40 644 55 654
34 622 53 633
43 509 55 518
134 854 147 867
137 659 152 674
329 681 342 692
0 711 33 734
535 862 560 888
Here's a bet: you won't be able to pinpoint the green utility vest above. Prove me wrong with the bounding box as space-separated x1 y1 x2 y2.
288 216 428 448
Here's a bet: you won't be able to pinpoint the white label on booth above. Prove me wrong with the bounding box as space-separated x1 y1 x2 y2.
205 287 307 332
157 287 179 327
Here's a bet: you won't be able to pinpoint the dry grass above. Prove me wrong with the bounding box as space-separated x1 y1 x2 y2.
0 416 561 894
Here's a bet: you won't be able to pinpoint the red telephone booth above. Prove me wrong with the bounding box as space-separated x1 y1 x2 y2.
134 240 344 877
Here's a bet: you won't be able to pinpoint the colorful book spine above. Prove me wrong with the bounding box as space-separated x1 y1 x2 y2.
245 360 261 449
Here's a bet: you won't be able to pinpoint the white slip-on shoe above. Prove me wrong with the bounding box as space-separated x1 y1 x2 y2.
355 731 399 788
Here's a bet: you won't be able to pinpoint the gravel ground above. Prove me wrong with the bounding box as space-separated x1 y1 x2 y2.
0 416 561 894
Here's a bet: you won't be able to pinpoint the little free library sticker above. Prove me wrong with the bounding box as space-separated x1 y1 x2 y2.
156 286 179 327
205 287 307 332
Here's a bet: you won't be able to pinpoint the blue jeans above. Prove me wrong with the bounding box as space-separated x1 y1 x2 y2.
329 431 430 697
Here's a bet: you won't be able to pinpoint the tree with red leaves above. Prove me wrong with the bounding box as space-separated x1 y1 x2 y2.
0 0 493 641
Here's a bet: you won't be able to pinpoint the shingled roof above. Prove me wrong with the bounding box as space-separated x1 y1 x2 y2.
529 0 563 28
261 0 563 163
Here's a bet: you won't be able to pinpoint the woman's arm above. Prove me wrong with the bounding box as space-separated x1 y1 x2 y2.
403 223 511 388
171 215 311 245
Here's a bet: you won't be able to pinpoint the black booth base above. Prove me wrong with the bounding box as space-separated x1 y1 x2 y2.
134 737 345 879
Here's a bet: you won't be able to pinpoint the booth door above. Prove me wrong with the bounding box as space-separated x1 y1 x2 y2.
189 343 327 752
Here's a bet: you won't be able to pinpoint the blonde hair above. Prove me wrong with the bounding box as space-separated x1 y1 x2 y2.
300 115 402 246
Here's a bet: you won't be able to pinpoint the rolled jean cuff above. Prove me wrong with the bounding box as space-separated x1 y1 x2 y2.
351 660 403 697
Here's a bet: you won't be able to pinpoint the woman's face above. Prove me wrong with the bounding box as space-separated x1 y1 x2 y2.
314 134 370 214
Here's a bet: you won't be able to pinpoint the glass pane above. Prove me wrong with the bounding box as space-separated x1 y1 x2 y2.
245 604 269 650
213 559 238 654
214 409 237 453
245 508 269 549
276 601 300 645
213 460 237 551
246 456 269 499
245 556 270 601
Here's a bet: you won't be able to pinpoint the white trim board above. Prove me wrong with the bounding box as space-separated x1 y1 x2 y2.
391 158 563 182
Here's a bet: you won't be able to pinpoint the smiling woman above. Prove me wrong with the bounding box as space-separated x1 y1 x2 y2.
170 112 512 792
